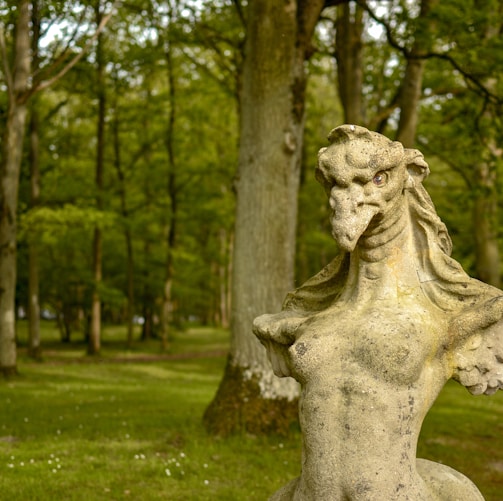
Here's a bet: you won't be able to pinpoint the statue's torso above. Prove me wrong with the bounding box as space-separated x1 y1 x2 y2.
282 294 450 500
289 296 447 385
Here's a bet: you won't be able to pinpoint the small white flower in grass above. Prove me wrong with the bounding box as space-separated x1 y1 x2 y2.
165 468 171 476
52 469 58 473
10 456 14 460
279 443 284 448
30 459 34 464
203 463 208 469
19 462 24 466
56 430 61 435
48 460 52 465
7 464 14 468
179 452 186 458
125 434 130 439
24 417 29 422
204 480 209 486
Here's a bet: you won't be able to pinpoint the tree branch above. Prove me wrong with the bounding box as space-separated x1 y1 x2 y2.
231 0 246 28
26 0 120 100
357 0 502 105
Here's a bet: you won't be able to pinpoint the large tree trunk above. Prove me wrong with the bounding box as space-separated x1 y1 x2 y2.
335 1 364 124
204 0 325 436
88 1 106 355
0 0 31 376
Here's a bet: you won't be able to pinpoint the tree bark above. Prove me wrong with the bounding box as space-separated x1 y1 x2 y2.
0 0 31 375
335 1 364 124
204 0 325 435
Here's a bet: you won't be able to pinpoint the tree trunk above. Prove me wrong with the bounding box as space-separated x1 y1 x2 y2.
204 0 325 435
473 169 500 287
396 0 437 147
471 6 502 287
218 227 230 328
111 83 135 347
27 0 42 359
88 1 106 355
335 1 364 124
28 102 42 357
160 4 177 350
0 0 31 376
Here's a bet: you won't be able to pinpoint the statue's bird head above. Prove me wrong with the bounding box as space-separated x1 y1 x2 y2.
316 125 429 252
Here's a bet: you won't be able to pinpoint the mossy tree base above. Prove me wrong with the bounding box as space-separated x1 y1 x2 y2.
203 356 298 436
1 365 18 378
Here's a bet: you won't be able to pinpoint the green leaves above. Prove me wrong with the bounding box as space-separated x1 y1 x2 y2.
19 205 117 244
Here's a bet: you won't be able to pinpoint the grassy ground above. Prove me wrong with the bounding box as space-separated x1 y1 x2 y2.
1 322 502 500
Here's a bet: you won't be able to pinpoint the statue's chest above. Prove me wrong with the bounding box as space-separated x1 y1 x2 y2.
288 300 446 385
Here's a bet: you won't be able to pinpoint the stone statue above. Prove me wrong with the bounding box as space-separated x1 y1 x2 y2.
253 125 503 500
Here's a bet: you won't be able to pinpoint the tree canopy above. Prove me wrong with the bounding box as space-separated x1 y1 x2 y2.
1 0 502 378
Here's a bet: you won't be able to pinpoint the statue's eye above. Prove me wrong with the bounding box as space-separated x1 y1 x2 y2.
373 172 386 186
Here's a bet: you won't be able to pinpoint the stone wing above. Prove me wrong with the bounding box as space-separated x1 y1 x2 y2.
451 297 503 396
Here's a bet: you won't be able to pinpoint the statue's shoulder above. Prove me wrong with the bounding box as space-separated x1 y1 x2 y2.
283 253 350 313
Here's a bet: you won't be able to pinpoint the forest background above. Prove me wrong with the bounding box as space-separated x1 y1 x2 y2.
1 0 503 389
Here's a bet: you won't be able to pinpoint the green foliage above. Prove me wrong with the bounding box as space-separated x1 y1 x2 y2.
5 0 503 337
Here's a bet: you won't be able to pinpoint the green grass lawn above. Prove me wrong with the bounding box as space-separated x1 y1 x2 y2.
1 322 502 500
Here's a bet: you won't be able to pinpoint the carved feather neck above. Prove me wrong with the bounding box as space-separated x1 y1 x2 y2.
340 205 420 304
358 204 409 263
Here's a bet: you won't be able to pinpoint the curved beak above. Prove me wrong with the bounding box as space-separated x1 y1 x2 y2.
330 202 379 252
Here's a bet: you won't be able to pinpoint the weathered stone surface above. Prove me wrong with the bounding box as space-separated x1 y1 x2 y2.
253 125 503 500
